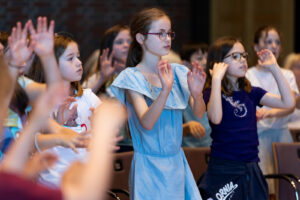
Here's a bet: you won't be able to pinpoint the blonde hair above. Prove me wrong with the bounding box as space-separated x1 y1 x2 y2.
284 53 300 70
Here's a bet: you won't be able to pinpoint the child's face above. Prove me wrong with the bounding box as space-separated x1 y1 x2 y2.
190 49 207 70
113 29 131 62
223 42 248 80
255 29 281 59
143 16 172 57
58 42 82 82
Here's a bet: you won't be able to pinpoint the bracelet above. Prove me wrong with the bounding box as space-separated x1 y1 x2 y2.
34 133 42 152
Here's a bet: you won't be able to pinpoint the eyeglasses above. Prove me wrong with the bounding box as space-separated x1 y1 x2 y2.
224 52 248 61
143 31 175 40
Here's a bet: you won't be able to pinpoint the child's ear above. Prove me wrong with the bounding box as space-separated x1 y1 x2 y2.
136 33 145 45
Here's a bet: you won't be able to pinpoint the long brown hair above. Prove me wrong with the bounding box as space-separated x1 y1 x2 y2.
28 34 83 97
126 8 169 67
204 36 252 96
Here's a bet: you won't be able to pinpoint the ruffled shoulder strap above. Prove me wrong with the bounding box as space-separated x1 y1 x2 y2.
110 64 190 109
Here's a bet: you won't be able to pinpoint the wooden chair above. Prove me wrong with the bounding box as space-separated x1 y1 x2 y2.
108 151 133 200
183 147 210 181
266 142 300 200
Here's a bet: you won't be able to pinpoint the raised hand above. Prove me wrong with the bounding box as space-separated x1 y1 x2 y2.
257 49 278 71
8 21 35 66
157 60 173 92
28 17 55 57
188 61 207 98
56 97 78 126
99 48 116 81
211 62 229 80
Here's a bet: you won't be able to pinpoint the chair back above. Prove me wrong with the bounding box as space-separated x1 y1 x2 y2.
109 151 133 200
183 147 211 181
273 142 300 200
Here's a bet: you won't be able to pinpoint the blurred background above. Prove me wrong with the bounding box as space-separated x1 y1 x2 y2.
0 0 298 66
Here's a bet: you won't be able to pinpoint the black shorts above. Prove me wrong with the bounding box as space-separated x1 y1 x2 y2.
197 157 268 200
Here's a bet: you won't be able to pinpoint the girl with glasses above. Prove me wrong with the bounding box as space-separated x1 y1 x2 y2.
111 8 205 200
245 26 299 196
198 36 294 199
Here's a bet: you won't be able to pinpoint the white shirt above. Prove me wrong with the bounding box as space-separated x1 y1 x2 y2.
246 67 299 131
39 89 101 187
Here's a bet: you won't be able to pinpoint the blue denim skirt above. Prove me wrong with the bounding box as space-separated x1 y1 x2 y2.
198 157 268 200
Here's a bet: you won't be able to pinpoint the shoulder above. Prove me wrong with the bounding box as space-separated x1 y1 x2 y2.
250 86 266 94
171 63 189 74
280 68 295 78
81 88 101 106
246 67 258 77
18 76 34 89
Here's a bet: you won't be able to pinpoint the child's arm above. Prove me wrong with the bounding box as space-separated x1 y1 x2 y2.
91 48 117 94
258 49 295 109
183 121 205 138
36 131 89 153
126 60 173 130
207 63 229 124
0 57 15 140
0 83 67 174
256 105 295 120
188 62 207 118
61 99 127 200
8 17 63 103
25 17 63 101
7 21 34 81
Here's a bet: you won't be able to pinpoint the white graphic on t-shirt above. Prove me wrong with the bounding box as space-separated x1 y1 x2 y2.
222 94 247 118
215 181 238 200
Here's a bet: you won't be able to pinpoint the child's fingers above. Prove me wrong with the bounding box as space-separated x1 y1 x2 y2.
48 20 55 34
28 20 36 35
37 16 42 33
113 135 124 143
21 21 29 41
69 142 78 154
42 17 47 32
16 22 22 40
108 50 114 61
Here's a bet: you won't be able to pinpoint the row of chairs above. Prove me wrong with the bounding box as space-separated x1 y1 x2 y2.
108 130 300 200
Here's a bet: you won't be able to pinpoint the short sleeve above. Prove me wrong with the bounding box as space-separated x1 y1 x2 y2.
110 64 190 109
18 76 33 89
249 86 267 106
82 88 101 108
284 69 299 96
203 88 211 105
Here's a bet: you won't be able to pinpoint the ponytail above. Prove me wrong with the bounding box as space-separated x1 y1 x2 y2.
126 40 143 67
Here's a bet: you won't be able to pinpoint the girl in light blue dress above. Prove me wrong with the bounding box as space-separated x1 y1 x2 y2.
111 8 205 200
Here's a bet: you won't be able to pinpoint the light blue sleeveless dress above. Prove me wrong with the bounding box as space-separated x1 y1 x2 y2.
111 64 202 200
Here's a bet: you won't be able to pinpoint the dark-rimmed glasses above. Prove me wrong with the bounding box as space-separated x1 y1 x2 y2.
143 31 175 40
224 52 248 61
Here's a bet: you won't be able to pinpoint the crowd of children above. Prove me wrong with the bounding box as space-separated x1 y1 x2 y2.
0 7 298 200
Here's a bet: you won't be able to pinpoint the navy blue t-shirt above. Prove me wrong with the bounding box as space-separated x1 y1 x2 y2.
203 86 267 162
